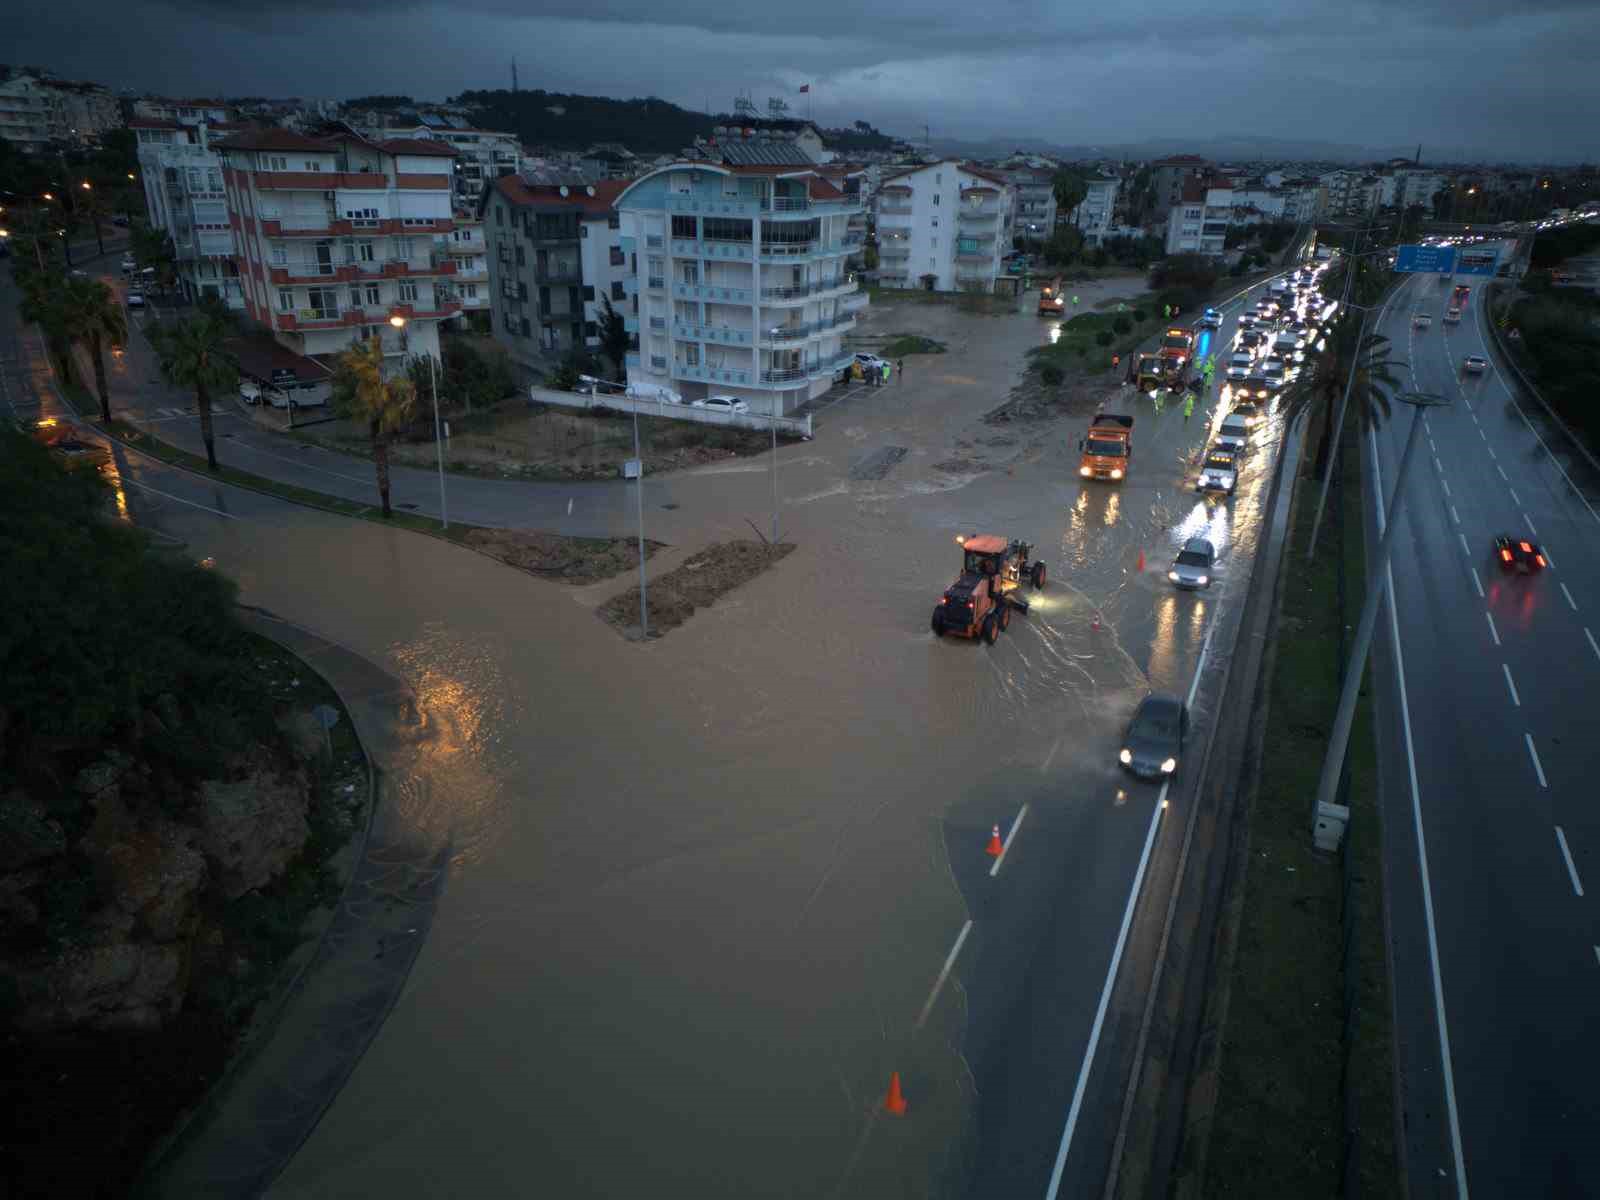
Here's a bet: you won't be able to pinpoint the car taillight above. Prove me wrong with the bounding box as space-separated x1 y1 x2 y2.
1520 541 1532 552
1536 555 1547 567
1500 548 1512 561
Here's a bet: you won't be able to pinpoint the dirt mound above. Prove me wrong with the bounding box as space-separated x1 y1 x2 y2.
598 540 795 639
464 529 664 585
932 457 990 475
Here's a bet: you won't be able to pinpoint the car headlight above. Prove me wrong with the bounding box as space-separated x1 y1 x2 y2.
1120 748 1133 765
1168 570 1180 582
1079 466 1092 477
1196 575 1209 586
1160 757 1177 774
1110 468 1123 479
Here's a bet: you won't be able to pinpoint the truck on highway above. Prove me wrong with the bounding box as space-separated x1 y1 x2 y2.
1077 414 1134 482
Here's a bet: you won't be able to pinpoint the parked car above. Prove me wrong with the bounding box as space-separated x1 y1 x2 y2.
1119 693 1188 779
120 255 136 275
853 352 889 372
1168 538 1216 590
625 381 683 405
692 395 750 415
111 214 130 227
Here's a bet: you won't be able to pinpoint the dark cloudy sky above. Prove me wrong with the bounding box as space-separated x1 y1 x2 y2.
12 0 1597 160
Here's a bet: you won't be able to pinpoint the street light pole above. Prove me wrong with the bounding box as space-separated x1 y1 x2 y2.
1310 391 1449 838
632 404 649 641
770 403 780 546
390 314 449 529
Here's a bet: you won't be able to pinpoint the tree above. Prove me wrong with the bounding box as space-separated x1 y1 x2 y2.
129 222 176 285
18 269 78 385
1043 225 1083 266
598 296 630 380
1288 317 1406 480
1052 169 1089 230
64 276 128 423
74 184 108 257
148 311 238 471
334 336 417 518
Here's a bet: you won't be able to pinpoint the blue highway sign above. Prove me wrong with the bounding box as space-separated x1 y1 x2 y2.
1395 244 1457 274
1454 249 1500 277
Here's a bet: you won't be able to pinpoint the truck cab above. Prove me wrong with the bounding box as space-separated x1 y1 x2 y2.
1078 414 1134 482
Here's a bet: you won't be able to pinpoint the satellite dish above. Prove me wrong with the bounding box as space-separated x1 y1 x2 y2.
559 185 569 196
586 185 595 196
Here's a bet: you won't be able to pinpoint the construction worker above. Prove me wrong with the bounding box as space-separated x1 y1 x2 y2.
897 358 904 382
1152 388 1165 414
882 362 892 386
1163 304 1171 319
1182 392 1195 422
1072 294 1080 307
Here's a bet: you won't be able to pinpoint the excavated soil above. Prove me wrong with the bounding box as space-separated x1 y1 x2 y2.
463 529 665 584
597 539 796 639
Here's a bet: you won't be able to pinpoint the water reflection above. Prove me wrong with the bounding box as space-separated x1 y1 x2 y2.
99 458 131 521
1102 489 1121 528
1147 592 1180 684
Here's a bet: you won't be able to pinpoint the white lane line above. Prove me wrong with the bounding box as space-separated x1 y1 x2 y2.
1496 464 1508 481
1041 734 1063 773
1486 444 1497 460
1433 455 1443 473
1479 427 1487 440
1586 627 1600 664
1469 567 1484 598
989 804 1029 878
120 476 239 518
1458 532 1471 556
1366 417 1469 1199
1451 504 1461 525
1556 827 1585 898
1048 616 1216 1197
1541 543 1554 567
915 918 972 1030
1470 410 1479 424
1509 487 1522 506
1524 513 1538 536
1526 733 1548 789
1441 477 1451 498
1502 664 1521 707
1485 611 1500 647
1561 582 1578 612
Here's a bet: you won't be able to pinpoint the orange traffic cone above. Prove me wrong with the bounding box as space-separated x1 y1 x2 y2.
884 1072 908 1115
1092 611 1102 631
985 825 1004 857
1136 548 1146 573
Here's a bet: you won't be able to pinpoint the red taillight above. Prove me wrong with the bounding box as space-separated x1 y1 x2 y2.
1500 548 1512 561
1536 555 1547 567
1520 541 1532 552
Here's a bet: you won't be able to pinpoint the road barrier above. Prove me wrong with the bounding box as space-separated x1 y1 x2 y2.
528 386 813 439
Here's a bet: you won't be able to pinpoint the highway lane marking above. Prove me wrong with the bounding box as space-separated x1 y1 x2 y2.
1525 734 1548 789
1047 615 1216 1199
914 918 972 1031
1450 504 1461 525
1041 734 1063 773
1496 465 1508 481
1485 612 1500 647
1486 444 1497 461
1509 486 1522 506
1586 627 1600 664
1502 664 1521 707
1540 543 1554 567
1469 567 1484 598
1432 455 1442 472
1524 513 1538 536
1367 417 1470 1198
1555 827 1584 898
1470 410 1479 424
1560 582 1578 612
1440 477 1451 498
1458 532 1471 557
989 804 1029 878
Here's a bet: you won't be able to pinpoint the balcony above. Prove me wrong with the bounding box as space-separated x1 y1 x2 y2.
841 292 868 312
761 322 813 345
269 263 358 285
646 276 666 291
666 193 862 220
674 238 753 261
878 203 913 216
760 366 808 384
954 250 992 263
674 362 753 387
277 308 344 330
675 322 754 347
879 242 912 259
673 281 751 303
958 207 1001 224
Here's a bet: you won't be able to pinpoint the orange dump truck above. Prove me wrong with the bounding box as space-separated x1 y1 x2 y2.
1078 414 1134 481
1038 276 1066 316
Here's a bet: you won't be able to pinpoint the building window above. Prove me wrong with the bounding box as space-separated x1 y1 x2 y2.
671 215 697 239
270 245 287 265
495 205 504 226
349 286 362 308
357 241 375 262
520 317 531 337
303 160 322 172
263 154 287 171
515 245 526 267
366 284 381 306
585 321 598 337
277 288 294 310
933 194 940 206
702 217 751 242
582 285 595 302
608 213 620 230
464 284 478 299
609 246 624 266
398 281 418 303
611 281 625 301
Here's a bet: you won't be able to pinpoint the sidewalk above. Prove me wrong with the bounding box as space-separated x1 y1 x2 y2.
142 610 451 1199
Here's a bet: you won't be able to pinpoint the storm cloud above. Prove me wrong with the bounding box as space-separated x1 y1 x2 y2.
12 0 1597 160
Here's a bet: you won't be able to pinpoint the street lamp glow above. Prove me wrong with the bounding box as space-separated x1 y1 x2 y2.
127 172 135 181
81 181 91 190
43 192 54 201
389 315 406 328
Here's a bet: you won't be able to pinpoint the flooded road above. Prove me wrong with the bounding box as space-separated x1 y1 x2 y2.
5 269 1290 1198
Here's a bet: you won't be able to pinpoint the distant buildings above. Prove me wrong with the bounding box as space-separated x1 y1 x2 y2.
215 129 460 374
618 161 868 412
1004 168 1057 241
133 117 251 309
345 108 523 207
0 69 119 152
1065 177 1120 245
1150 154 1211 220
874 160 1014 292
1164 177 1233 256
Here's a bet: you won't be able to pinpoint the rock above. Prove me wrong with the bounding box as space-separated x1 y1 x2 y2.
95 823 207 942
198 751 311 900
5 941 187 1032
0 791 66 872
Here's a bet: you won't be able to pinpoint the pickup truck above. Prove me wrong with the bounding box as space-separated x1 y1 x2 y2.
1077 414 1134 482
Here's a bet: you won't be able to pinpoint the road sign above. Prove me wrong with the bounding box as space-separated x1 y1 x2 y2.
1394 244 1457 274
1454 250 1500 277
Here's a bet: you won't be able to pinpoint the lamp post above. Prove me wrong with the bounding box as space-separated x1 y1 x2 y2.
1311 391 1450 841
389 314 449 529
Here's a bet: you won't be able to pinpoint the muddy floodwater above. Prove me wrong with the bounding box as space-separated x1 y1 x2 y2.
121 281 1286 1198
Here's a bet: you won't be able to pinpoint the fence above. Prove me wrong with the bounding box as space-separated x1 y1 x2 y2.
528 386 813 439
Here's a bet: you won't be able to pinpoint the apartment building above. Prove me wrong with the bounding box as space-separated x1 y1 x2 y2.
0 70 119 152
618 161 869 413
1150 155 1211 220
480 178 599 371
1006 168 1057 241
1165 178 1233 256
1319 169 1382 217
875 161 1013 292
347 110 523 207
1065 177 1120 245
133 118 248 308
133 97 238 126
217 129 459 372
437 207 489 326
573 180 631 357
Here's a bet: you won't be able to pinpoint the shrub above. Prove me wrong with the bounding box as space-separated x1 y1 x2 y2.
1040 363 1065 387
1095 329 1115 347
1113 316 1132 335
1133 308 1147 322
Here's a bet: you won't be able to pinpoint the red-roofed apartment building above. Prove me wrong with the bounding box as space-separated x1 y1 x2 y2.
215 129 460 370
1164 176 1234 257
874 161 1014 293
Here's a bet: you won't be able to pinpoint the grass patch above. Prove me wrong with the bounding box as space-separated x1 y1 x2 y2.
1204 423 1398 1198
879 333 948 358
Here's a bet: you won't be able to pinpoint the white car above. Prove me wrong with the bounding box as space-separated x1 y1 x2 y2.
1262 359 1287 390
1463 355 1488 375
1199 307 1223 329
624 381 683 405
1196 448 1239 496
853 353 889 372
120 256 136 275
1414 312 1432 328
1215 414 1252 453
1226 352 1255 381
240 380 267 405
693 394 749 415
125 289 145 309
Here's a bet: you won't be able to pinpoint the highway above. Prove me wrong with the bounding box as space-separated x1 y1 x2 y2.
1367 251 1600 1200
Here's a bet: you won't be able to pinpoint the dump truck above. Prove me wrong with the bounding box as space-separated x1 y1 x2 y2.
1158 326 1196 381
1038 276 1066 316
1078 413 1134 482
931 535 1047 643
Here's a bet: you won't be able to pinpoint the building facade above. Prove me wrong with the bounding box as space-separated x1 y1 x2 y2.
1066 177 1121 245
1150 155 1210 220
134 119 246 309
438 208 489 325
347 111 524 208
874 161 1013 292
0 71 118 152
1006 168 1057 242
480 178 600 373
133 97 238 126
618 162 868 412
1165 180 1233 256
217 129 459 372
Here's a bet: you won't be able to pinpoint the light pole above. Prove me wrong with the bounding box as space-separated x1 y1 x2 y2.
631 401 648 641
389 314 449 529
1311 391 1450 840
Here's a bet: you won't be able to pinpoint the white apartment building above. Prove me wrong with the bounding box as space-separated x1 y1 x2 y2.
875 161 1013 292
1225 186 1287 226
1006 168 1057 241
617 162 868 412
0 71 118 152
1165 179 1233 256
1319 169 1382 217
575 180 630 357
438 209 489 326
347 111 524 207
134 118 252 309
1066 177 1120 245
133 97 238 126
217 129 459 375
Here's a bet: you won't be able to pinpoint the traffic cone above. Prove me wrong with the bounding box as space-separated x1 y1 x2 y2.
884 1072 908 1115
985 825 1004 857
1092 611 1102 631
1136 548 1146 573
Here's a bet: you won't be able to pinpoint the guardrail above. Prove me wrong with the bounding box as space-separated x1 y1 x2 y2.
528 386 813 439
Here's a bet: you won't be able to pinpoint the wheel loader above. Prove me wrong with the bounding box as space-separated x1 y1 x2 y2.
931 535 1047 644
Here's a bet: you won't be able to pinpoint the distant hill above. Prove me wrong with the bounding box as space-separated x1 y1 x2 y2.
931 132 1564 167
450 88 898 156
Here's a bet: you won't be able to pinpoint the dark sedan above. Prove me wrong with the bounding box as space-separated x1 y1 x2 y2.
1119 693 1189 780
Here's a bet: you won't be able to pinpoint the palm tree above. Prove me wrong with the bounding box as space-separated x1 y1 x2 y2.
1052 169 1089 231
64 276 127 423
17 268 78 386
149 311 237 471
335 336 417 517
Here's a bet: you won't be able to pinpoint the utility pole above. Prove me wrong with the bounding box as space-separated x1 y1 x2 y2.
630 395 649 641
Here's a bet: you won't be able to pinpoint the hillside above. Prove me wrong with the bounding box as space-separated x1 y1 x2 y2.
450 88 898 155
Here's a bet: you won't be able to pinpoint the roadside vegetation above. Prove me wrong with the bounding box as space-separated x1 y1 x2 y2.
879 332 948 358
1495 225 1600 449
1202 419 1399 1198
